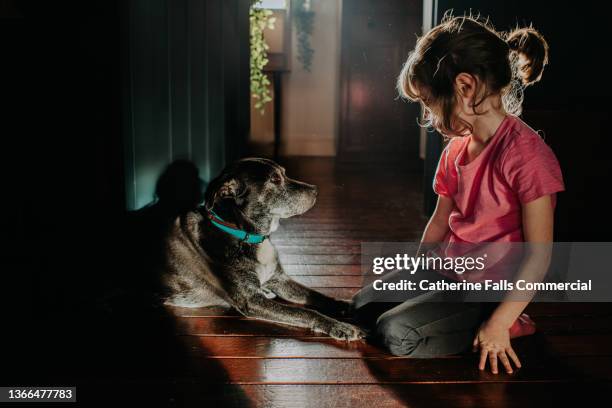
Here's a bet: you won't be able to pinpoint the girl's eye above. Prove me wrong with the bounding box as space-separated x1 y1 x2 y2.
270 174 282 184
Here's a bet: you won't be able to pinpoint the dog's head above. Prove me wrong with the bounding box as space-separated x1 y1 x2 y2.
204 158 317 235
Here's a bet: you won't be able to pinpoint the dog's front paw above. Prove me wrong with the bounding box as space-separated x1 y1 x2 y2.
328 321 367 342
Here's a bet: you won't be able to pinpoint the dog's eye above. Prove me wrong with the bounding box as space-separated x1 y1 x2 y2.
270 174 283 185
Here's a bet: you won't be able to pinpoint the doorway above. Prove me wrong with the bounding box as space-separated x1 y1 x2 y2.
337 0 423 165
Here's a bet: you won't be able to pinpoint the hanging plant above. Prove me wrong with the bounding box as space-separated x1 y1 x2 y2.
292 0 315 72
250 1 276 114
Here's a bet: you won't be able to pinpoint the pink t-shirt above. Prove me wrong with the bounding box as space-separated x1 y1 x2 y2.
432 115 565 280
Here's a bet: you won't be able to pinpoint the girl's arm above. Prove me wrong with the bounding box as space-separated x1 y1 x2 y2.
417 195 454 254
473 194 555 374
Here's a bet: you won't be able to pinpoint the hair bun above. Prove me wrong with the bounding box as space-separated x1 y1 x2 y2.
506 27 549 86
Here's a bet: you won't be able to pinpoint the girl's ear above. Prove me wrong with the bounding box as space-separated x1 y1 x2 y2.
454 72 477 100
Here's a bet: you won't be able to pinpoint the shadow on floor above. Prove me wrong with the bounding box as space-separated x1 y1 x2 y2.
2 159 253 407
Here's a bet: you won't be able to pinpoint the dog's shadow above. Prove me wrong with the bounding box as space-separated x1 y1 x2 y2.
94 159 252 407
116 159 206 302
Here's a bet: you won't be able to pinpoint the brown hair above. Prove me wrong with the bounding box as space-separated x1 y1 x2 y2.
397 12 549 136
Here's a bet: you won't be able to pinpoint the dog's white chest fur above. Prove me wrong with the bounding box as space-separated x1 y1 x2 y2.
256 239 277 284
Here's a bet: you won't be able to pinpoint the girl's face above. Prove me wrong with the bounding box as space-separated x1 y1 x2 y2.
417 73 503 137
418 90 470 137
452 74 505 135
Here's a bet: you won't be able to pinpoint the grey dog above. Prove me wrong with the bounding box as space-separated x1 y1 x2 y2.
162 158 366 341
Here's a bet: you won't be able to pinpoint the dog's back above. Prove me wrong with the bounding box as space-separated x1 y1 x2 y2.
163 211 230 308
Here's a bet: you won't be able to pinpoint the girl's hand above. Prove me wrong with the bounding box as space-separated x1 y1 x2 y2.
472 319 521 374
471 195 553 375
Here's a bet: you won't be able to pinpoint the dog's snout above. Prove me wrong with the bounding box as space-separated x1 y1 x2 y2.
313 185 318 197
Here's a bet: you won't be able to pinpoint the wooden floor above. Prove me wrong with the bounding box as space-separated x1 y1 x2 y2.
11 156 604 406
161 157 612 407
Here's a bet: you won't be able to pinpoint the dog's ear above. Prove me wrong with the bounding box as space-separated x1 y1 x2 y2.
205 176 245 210
217 179 241 199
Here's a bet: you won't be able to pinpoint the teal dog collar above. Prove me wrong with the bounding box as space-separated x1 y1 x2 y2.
207 210 268 244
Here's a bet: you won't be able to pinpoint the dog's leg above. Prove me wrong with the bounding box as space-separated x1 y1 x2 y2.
231 288 365 341
263 271 352 318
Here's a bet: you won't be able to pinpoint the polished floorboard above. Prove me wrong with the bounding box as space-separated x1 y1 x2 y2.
13 157 610 407
163 158 612 407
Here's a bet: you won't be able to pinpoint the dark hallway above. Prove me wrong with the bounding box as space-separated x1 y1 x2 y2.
2 0 612 406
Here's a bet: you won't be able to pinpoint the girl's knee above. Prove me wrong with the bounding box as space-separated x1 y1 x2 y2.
376 314 422 356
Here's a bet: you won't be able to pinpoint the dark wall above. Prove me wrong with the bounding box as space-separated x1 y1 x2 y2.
122 0 251 210
2 0 251 314
3 1 125 314
424 0 610 240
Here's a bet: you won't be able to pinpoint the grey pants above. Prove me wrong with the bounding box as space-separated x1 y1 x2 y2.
352 268 495 357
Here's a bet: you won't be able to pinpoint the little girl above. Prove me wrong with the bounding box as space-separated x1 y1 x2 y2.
352 14 564 374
